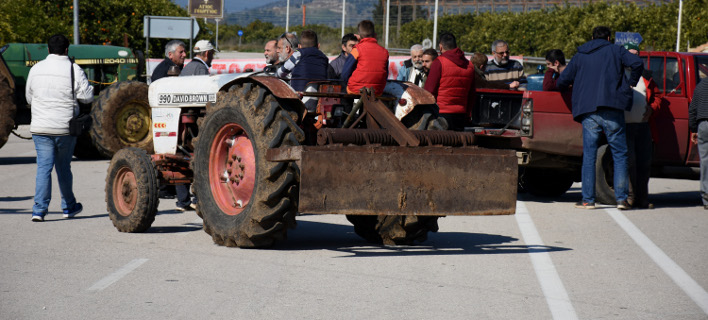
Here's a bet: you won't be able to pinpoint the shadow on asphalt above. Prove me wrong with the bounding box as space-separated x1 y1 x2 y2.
0 156 36 165
0 196 33 202
273 220 571 257
146 224 203 233
519 186 702 209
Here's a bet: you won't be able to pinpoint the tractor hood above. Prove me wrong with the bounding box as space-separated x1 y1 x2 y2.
148 73 253 108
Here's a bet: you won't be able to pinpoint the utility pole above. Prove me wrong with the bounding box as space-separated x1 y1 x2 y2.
286 0 290 32
341 0 346 38
73 0 79 44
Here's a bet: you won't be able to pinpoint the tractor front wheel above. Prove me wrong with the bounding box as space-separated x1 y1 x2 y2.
106 147 159 232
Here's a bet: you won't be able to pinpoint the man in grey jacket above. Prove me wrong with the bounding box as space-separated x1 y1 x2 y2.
25 34 93 222
180 40 217 76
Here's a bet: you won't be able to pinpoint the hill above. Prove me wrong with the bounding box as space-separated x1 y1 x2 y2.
224 0 377 27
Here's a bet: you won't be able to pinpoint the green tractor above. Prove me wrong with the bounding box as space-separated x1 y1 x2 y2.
0 43 153 158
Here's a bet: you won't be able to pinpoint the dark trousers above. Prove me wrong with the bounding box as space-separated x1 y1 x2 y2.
175 184 196 208
626 122 653 207
439 113 468 131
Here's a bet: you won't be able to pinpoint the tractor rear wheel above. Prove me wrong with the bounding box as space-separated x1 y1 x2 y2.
91 81 153 158
0 71 16 150
346 104 445 245
193 83 304 248
106 147 159 232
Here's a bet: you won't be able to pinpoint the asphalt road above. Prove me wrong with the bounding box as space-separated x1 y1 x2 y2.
1 125 707 319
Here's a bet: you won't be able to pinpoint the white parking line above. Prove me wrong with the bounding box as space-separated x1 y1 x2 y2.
515 201 578 320
605 208 708 315
87 258 149 292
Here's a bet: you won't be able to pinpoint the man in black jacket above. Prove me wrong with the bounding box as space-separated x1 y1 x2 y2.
689 78 708 209
151 40 186 82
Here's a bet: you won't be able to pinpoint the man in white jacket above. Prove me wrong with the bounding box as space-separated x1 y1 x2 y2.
26 34 93 222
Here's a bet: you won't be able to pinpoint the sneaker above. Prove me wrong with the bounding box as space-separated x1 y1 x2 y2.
176 205 195 212
575 201 596 209
31 214 44 222
189 203 198 211
617 200 631 210
63 203 83 218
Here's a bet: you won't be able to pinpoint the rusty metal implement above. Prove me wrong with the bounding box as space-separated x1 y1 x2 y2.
267 145 517 216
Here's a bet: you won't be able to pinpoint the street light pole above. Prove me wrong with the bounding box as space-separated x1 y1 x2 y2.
286 0 290 32
341 0 346 38
433 0 439 47
73 0 79 44
675 0 683 52
385 0 390 49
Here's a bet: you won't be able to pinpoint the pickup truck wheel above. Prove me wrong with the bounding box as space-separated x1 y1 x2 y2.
519 168 574 197
193 83 304 248
595 144 617 205
106 147 159 232
91 81 153 158
0 72 16 150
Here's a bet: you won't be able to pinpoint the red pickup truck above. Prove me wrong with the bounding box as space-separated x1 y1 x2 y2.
470 51 708 204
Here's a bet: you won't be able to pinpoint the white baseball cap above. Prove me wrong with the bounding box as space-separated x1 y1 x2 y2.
193 40 217 53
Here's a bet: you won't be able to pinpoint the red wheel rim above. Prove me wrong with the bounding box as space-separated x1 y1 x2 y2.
113 167 137 217
209 123 256 215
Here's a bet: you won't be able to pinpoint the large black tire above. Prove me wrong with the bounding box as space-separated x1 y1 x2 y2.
106 147 159 232
193 83 304 248
0 71 16 150
519 168 574 198
595 144 617 205
347 104 444 245
91 81 153 158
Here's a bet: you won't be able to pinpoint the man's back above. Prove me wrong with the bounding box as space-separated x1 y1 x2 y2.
557 39 643 120
26 55 93 135
347 37 389 95
291 47 330 91
180 58 209 76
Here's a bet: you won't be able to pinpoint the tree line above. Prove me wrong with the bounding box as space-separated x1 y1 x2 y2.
1 0 706 58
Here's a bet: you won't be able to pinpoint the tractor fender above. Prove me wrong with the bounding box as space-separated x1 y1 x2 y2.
224 75 306 118
384 81 437 120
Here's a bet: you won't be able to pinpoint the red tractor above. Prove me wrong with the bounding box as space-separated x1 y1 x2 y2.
105 73 518 247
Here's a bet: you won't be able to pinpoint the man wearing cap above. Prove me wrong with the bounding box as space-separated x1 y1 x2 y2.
623 42 660 209
181 40 217 76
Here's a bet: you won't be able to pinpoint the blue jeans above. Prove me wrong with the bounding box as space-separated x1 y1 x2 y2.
580 108 629 203
32 135 77 215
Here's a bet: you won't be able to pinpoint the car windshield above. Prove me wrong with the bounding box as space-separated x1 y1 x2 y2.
696 55 708 84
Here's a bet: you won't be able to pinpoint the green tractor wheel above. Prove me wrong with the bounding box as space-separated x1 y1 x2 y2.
91 81 153 158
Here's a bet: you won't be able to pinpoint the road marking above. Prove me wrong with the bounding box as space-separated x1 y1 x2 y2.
87 258 148 292
515 201 578 320
605 208 708 315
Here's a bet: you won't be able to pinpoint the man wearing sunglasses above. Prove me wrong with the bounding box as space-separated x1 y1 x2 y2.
276 33 299 78
485 40 523 88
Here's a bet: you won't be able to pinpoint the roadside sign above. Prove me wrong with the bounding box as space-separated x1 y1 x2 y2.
238 30 243 37
615 32 643 45
189 0 224 19
143 16 199 39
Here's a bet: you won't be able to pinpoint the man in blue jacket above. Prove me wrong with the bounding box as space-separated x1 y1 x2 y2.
557 26 644 210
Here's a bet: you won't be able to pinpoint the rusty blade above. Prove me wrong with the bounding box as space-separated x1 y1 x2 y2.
297 145 518 216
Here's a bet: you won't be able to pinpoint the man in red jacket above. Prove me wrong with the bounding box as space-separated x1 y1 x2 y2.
423 33 475 131
340 20 389 96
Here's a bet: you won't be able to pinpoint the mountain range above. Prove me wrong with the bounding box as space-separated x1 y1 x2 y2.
172 0 377 27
